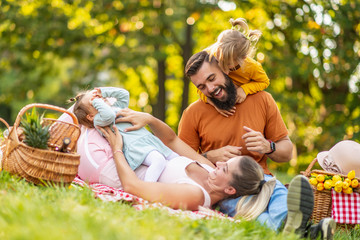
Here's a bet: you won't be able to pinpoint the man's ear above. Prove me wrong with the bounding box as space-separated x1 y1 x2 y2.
224 186 236 195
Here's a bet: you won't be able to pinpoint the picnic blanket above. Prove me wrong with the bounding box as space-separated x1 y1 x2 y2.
72 176 237 221
332 189 360 224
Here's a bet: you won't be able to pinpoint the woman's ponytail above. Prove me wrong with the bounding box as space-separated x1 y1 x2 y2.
234 177 276 221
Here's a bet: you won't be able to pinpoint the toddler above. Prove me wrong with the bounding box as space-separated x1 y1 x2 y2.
200 18 270 116
71 87 177 182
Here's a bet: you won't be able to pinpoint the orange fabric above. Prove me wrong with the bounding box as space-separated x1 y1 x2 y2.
198 57 270 103
178 91 288 175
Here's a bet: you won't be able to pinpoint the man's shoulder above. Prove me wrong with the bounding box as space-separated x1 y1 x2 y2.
184 99 208 112
246 91 273 102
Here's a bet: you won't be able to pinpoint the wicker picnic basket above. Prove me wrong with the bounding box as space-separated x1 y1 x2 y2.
302 158 360 227
0 103 81 185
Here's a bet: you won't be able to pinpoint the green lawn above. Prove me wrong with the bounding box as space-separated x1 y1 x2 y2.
0 171 358 240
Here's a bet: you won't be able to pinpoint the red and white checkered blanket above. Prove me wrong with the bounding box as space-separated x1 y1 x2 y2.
72 176 237 221
331 189 360 224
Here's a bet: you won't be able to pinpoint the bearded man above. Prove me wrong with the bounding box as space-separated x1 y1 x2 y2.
178 50 292 231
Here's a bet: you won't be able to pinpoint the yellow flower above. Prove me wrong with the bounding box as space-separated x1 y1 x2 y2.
351 179 359 188
343 187 353 194
316 174 325 183
335 181 343 188
332 175 342 183
324 180 333 190
334 186 342 193
342 181 350 190
348 170 356 180
344 178 352 185
309 178 318 186
311 172 318 178
317 183 325 191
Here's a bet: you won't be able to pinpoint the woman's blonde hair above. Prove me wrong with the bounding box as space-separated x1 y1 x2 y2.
208 18 262 73
229 156 276 221
68 91 94 128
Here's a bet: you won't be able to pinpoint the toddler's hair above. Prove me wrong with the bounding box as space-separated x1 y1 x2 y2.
208 18 262 73
68 91 94 128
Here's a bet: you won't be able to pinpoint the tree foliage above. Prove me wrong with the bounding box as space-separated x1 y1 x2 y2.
0 0 359 172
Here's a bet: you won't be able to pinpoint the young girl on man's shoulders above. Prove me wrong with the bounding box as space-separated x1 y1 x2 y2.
200 18 270 116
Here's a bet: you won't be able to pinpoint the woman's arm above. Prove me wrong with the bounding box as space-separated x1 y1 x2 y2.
114 109 215 167
99 125 204 210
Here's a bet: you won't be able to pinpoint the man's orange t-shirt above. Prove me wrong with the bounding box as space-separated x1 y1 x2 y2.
178 91 288 175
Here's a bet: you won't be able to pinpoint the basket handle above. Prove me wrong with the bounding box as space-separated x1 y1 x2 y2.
14 103 79 128
0 118 10 130
4 104 79 157
302 158 318 177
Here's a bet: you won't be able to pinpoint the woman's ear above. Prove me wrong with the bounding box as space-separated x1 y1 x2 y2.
86 114 94 122
224 186 236 195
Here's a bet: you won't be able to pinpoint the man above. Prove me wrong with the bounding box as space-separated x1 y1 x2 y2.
179 51 292 174
178 51 335 238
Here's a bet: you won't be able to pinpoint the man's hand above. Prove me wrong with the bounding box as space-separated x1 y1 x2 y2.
205 145 242 163
242 126 271 154
236 87 247 104
208 99 236 117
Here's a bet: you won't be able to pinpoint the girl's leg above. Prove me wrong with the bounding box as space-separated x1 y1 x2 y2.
143 150 167 182
165 151 179 160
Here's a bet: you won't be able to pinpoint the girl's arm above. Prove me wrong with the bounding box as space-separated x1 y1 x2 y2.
99 125 204 210
92 98 116 127
237 58 270 95
115 108 215 167
100 87 129 109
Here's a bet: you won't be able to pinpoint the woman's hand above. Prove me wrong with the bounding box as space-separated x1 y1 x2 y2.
115 108 152 132
98 125 124 151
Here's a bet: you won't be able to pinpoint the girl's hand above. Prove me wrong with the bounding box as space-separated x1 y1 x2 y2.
98 125 123 151
236 87 247 104
208 99 236 117
94 88 102 98
89 89 102 104
115 108 152 132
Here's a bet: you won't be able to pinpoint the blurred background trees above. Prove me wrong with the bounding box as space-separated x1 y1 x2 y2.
0 0 359 174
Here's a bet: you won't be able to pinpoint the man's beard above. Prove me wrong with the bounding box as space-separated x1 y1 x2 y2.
208 74 237 111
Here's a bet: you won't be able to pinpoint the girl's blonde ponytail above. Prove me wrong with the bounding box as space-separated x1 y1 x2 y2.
209 18 262 73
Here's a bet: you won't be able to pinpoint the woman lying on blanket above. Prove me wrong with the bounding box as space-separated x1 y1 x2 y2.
97 108 276 220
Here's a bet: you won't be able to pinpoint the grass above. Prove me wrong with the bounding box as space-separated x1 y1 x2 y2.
0 171 358 240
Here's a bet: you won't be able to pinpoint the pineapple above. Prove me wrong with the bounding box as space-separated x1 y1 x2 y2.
21 108 50 149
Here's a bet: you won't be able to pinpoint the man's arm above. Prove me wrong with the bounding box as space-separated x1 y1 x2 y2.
266 136 293 163
178 104 241 164
242 126 292 163
202 146 242 164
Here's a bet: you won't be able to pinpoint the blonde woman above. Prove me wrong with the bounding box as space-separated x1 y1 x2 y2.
101 108 275 212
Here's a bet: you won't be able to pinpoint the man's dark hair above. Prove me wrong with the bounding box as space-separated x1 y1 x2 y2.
185 51 216 78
